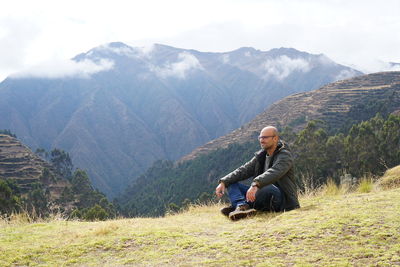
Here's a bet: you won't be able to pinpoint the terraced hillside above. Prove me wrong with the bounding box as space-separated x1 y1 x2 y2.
0 134 68 201
182 71 400 161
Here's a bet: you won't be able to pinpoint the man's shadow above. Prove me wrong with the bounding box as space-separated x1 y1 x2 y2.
252 203 318 221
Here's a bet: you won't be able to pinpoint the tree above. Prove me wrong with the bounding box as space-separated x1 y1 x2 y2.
0 179 21 215
380 114 400 168
50 149 73 179
83 205 108 221
24 182 50 217
293 120 329 184
71 169 93 196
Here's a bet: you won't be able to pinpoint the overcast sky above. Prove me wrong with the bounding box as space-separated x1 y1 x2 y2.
1 0 400 82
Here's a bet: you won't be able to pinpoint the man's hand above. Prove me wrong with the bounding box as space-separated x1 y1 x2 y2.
215 182 226 198
246 185 258 202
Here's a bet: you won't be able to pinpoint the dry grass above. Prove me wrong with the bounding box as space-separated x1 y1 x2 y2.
1 185 400 266
379 165 400 190
357 177 374 193
1 168 400 266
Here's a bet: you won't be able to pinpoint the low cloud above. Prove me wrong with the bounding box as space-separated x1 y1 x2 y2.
152 52 202 79
375 61 400 72
317 54 336 66
10 58 114 79
263 55 311 80
349 59 400 74
93 43 136 57
334 69 359 81
93 43 155 59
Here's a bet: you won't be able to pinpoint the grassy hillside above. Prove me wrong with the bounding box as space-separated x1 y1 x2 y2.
2 174 400 267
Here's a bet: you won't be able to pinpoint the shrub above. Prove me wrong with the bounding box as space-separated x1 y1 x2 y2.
379 165 400 190
83 205 108 221
322 179 341 196
357 177 374 193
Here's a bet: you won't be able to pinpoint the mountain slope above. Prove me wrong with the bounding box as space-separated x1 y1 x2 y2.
1 184 400 266
0 42 361 197
0 134 116 219
182 71 400 161
0 134 68 202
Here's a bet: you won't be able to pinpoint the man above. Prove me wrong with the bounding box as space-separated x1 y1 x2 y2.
215 126 300 221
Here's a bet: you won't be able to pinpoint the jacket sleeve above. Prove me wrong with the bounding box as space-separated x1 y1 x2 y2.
253 150 293 188
219 156 257 187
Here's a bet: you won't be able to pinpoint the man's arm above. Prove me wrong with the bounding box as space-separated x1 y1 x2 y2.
253 150 293 188
219 156 257 187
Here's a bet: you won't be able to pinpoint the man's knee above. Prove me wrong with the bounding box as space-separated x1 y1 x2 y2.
254 185 282 211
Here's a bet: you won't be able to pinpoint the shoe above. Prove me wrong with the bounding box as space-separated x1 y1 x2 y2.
228 204 257 221
220 206 235 217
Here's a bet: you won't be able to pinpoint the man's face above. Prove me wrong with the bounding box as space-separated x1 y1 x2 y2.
258 129 277 150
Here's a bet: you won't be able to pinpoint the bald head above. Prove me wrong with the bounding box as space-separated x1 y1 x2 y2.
260 126 279 137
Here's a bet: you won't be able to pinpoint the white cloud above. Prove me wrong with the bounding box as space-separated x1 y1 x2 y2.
10 58 114 79
1 0 400 81
346 59 400 74
94 43 136 57
334 69 359 81
317 55 336 66
0 18 42 82
151 52 202 79
135 44 156 58
89 43 156 61
263 56 311 80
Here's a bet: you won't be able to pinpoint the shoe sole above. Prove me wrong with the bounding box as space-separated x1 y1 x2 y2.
220 207 235 217
229 209 257 221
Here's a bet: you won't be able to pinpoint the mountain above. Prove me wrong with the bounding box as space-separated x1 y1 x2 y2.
117 71 400 216
0 42 362 197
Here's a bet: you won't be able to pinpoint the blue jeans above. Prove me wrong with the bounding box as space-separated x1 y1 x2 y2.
227 182 283 212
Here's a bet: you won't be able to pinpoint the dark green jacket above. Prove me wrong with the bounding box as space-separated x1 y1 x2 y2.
220 141 300 211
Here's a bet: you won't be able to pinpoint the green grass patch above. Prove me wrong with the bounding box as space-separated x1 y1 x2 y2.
357 177 374 193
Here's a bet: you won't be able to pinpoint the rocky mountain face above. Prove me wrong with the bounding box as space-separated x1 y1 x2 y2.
182 71 400 161
0 42 361 197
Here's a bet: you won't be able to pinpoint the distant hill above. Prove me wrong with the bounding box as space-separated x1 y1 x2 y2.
0 134 69 205
0 42 361 197
117 71 400 216
0 134 115 219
